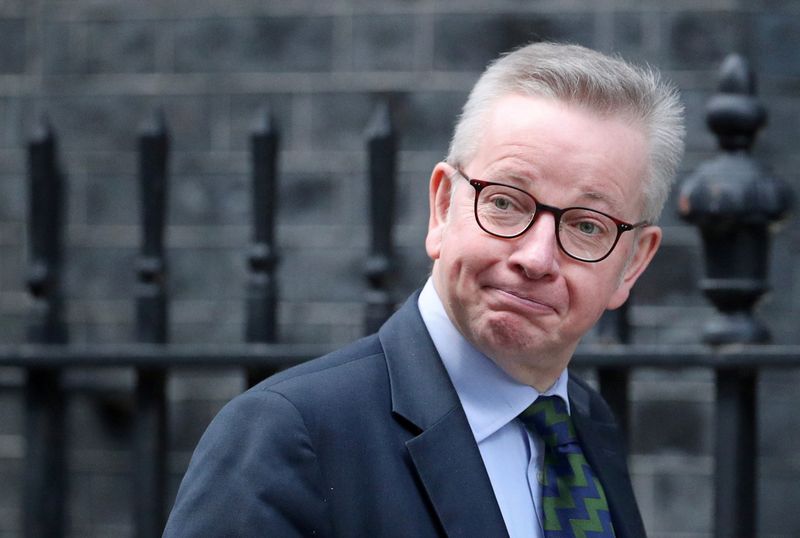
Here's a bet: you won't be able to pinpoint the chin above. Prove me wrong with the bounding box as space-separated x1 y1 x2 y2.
478 315 548 360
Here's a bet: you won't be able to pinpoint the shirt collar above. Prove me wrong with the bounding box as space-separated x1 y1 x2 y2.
417 278 571 443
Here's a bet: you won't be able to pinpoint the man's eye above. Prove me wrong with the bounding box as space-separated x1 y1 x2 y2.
492 197 512 210
577 221 600 235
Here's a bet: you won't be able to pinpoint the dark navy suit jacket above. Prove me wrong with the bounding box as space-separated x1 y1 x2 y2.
164 294 646 537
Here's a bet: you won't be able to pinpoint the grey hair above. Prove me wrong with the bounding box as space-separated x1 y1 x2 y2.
446 42 685 222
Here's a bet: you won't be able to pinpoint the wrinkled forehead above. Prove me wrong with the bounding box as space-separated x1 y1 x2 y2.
466 95 650 217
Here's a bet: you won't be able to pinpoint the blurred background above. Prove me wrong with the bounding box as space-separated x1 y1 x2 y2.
1 1 799 537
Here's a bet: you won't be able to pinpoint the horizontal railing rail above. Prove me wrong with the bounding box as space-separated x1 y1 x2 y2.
2 343 800 369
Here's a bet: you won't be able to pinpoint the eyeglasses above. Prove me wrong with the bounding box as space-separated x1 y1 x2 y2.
456 168 649 263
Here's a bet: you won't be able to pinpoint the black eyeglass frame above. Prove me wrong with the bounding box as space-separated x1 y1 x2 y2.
456 168 650 263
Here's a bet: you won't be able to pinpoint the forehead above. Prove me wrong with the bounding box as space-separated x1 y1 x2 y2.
469 95 649 215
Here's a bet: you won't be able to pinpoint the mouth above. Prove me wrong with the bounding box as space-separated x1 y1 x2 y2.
487 286 558 315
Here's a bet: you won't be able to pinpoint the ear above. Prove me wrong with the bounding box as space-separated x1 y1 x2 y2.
607 225 662 310
425 162 455 261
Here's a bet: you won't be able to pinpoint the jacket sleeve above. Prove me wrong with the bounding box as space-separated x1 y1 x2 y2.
163 388 332 537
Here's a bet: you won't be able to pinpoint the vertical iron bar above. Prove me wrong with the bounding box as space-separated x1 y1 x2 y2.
134 110 169 538
596 366 630 441
24 116 67 538
246 107 280 387
363 101 396 334
714 368 757 538
595 302 631 441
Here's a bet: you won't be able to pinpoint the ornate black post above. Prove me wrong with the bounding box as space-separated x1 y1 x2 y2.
134 110 170 538
678 55 793 538
246 107 280 387
24 116 67 538
364 102 397 334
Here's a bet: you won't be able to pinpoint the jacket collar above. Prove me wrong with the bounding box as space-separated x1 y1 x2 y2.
379 293 509 537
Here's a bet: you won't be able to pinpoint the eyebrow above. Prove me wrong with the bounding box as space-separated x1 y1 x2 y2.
574 190 625 215
483 167 627 216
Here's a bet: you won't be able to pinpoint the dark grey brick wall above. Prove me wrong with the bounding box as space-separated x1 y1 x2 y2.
1 1 799 537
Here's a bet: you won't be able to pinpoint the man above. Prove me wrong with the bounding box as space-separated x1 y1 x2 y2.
164 42 684 537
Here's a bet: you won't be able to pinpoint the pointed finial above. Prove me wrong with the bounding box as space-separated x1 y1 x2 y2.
717 54 757 94
706 54 766 151
31 113 54 144
365 101 394 140
252 105 276 136
140 107 168 138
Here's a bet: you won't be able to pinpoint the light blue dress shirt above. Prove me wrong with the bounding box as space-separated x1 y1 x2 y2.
418 278 571 538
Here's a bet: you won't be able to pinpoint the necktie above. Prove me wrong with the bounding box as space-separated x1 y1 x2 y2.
519 396 616 537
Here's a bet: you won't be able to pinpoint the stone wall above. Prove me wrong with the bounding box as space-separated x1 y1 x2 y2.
1 1 799 536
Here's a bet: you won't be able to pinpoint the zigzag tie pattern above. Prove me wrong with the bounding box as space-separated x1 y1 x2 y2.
520 396 616 538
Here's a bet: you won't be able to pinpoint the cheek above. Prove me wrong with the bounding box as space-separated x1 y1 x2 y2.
438 244 505 313
565 267 621 320
442 223 499 270
458 242 506 283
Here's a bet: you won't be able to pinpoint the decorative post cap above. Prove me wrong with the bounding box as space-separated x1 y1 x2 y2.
677 54 793 345
707 54 765 152
679 55 791 226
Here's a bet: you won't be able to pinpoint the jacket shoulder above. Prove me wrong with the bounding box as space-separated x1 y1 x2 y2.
245 333 391 417
258 334 385 387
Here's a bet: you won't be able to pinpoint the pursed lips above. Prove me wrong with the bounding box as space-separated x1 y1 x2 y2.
486 286 560 315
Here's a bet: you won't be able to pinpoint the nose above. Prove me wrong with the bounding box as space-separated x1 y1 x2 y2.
506 211 560 279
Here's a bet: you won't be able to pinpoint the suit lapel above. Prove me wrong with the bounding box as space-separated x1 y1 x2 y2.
569 378 643 538
405 410 509 537
379 294 509 537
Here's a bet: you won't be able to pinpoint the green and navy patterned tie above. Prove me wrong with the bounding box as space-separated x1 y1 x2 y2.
520 396 616 537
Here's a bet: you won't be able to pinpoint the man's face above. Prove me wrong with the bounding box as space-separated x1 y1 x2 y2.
426 95 661 390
